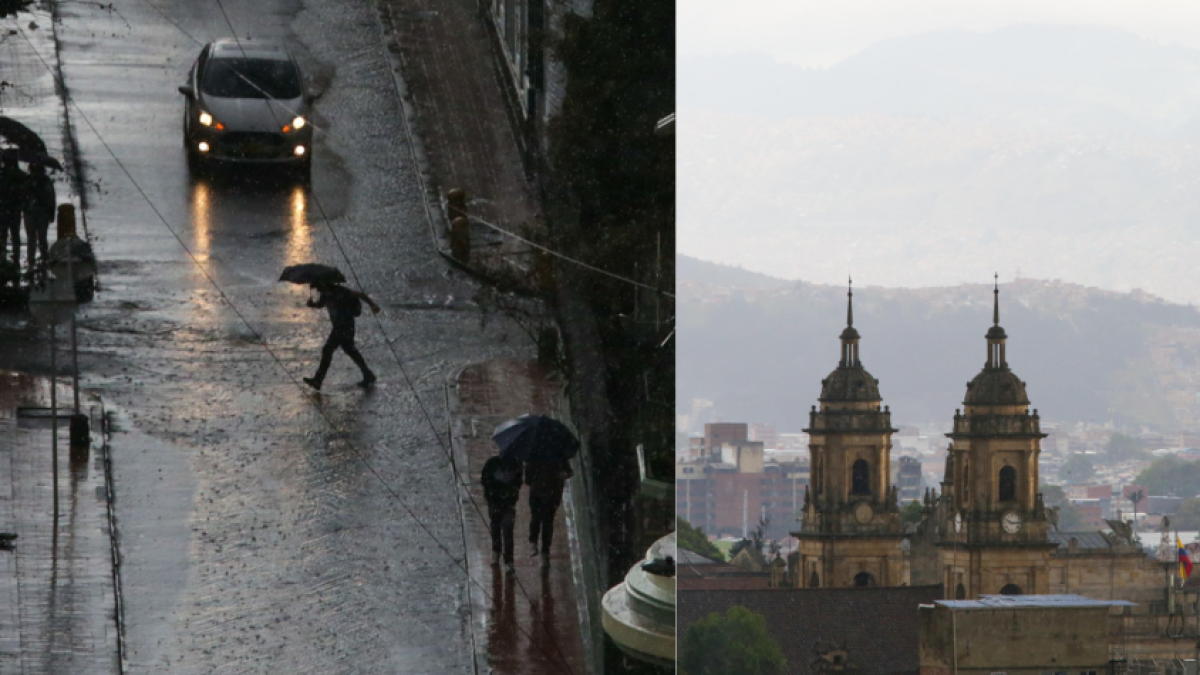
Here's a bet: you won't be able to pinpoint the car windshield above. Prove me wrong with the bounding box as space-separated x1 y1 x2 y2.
201 58 302 99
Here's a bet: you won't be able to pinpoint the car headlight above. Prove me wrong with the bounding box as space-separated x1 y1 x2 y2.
292 116 306 130
199 111 213 127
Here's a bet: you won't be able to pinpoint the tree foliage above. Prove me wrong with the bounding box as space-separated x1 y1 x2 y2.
1060 453 1096 484
677 517 724 561
1040 484 1086 530
1105 433 1146 463
900 499 925 527
1137 457 1200 498
1171 498 1200 530
729 518 768 560
680 606 787 675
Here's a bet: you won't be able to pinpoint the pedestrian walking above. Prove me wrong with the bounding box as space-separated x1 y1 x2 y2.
481 449 523 571
302 281 380 391
525 456 573 569
0 155 28 268
22 164 54 270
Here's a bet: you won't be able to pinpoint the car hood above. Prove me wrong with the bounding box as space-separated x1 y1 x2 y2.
200 96 306 133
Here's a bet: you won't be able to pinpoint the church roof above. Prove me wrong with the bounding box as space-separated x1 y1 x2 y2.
963 278 1030 407
1047 530 1115 551
820 366 882 403
679 586 944 675
936 594 1136 610
963 368 1031 406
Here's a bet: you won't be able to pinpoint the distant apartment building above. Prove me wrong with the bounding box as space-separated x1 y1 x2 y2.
747 422 777 448
677 439 809 540
1068 498 1110 527
1147 495 1182 515
895 456 923 503
702 423 747 459
775 433 808 451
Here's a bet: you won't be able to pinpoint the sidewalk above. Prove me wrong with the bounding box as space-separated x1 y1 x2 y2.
448 359 591 674
0 371 117 674
377 0 543 276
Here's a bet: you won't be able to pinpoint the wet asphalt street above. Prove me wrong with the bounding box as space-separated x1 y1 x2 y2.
52 0 530 671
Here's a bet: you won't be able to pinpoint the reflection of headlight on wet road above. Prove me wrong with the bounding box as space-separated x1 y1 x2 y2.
294 145 306 157
191 182 210 258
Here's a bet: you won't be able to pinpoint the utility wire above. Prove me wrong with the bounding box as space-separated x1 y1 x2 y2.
140 0 666 301
208 6 577 670
467 212 675 297
20 12 578 673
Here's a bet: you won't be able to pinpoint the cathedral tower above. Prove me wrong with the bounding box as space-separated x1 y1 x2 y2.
936 277 1055 599
793 281 906 588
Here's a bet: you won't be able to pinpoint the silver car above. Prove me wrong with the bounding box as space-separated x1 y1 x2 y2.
178 39 316 176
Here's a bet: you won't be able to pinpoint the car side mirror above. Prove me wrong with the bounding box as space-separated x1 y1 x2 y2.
304 88 323 104
178 85 196 98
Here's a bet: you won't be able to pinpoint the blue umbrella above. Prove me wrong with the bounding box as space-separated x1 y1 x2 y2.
492 415 580 462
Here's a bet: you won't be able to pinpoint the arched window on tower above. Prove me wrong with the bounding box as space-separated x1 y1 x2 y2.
851 459 870 496
999 466 1017 502
853 572 875 587
999 583 1022 595
955 583 966 599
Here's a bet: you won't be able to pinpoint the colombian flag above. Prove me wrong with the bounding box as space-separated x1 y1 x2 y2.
1180 536 1193 581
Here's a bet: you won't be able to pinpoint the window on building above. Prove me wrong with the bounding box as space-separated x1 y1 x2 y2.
999 583 1022 595
809 569 820 588
851 459 870 495
955 583 966 599
999 466 1017 502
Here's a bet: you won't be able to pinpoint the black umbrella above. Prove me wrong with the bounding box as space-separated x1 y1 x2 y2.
492 415 580 462
0 116 47 155
279 263 346 286
0 148 62 171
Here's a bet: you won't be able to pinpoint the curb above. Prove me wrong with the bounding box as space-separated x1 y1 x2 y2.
93 394 127 674
443 366 488 674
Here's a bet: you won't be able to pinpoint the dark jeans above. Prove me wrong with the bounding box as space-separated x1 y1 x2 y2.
312 325 372 384
0 209 19 264
488 503 515 564
528 494 560 554
23 212 49 266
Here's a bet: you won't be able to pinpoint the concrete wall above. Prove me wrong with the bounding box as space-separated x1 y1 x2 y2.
919 604 1110 675
1048 552 1166 607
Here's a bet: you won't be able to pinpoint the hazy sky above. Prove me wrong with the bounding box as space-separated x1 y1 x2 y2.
680 0 1200 67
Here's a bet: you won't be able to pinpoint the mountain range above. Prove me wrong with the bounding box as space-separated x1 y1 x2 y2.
678 255 1200 432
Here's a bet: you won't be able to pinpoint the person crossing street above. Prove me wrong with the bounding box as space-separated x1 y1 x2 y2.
302 281 380 391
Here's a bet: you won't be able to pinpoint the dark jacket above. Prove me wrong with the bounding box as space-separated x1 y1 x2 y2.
23 171 55 223
482 455 523 508
308 285 361 330
524 458 573 504
0 163 27 215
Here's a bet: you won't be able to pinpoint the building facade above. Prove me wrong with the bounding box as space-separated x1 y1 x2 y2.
676 441 808 540
933 282 1058 599
792 284 907 588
